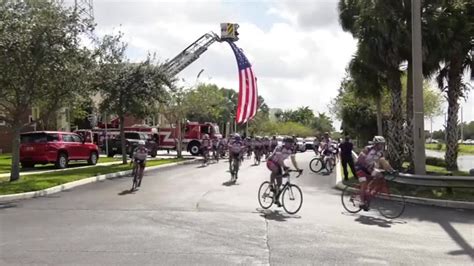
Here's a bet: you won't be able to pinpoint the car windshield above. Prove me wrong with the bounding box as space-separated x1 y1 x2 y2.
124 132 139 139
21 133 58 144
297 138 304 142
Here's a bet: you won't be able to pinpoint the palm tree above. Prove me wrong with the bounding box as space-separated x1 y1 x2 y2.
429 1 473 170
339 0 409 169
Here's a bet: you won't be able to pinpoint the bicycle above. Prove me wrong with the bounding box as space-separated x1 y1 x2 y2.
229 154 241 182
258 169 304 214
131 159 145 191
341 171 406 219
309 152 337 173
254 149 261 165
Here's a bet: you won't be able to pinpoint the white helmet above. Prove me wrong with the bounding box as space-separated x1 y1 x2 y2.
372 136 386 144
138 140 146 146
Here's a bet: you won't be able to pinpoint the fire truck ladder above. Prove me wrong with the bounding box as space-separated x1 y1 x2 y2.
163 32 221 77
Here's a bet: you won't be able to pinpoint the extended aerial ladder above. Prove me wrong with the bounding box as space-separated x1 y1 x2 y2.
163 23 239 77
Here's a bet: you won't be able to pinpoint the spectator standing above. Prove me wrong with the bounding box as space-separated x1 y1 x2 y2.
339 136 357 181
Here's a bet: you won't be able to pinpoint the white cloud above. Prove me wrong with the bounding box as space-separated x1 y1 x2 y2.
91 0 358 128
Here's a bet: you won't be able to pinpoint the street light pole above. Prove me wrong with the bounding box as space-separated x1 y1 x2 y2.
412 0 426 174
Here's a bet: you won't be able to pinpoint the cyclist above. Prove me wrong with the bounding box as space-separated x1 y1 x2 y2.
201 134 212 165
228 134 245 179
266 137 302 206
270 136 278 152
254 136 263 162
355 136 394 210
219 137 228 158
211 136 220 161
263 136 271 159
132 140 148 187
245 136 253 159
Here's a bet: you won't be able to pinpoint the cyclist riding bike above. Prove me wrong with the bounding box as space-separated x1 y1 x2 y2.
355 136 394 211
132 140 148 187
201 134 212 165
228 134 245 179
270 136 278 152
254 136 263 161
263 136 271 159
266 137 302 207
211 136 220 160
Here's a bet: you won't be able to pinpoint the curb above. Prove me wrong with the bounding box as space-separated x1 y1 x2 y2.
0 159 199 203
334 162 474 210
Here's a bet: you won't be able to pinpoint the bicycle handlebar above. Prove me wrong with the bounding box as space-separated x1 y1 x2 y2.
284 169 303 178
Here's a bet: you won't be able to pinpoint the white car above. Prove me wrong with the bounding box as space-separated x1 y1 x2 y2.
296 138 306 152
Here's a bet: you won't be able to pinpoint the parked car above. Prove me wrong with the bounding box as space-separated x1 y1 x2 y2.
426 138 439 144
20 131 99 169
107 131 158 158
296 137 306 152
304 137 315 150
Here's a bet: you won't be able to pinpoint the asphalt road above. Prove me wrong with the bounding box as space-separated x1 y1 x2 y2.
1 152 473 265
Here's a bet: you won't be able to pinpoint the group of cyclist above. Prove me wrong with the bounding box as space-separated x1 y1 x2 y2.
131 129 394 211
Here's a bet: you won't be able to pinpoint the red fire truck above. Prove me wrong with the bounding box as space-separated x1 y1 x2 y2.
80 122 222 156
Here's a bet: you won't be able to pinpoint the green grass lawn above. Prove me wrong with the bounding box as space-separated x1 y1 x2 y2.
0 153 120 174
341 164 473 202
0 158 184 195
426 143 474 154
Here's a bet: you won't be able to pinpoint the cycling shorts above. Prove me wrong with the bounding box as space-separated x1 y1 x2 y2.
134 159 146 167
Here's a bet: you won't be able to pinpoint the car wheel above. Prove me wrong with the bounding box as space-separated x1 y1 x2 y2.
150 149 157 158
107 151 115 157
88 151 98 165
301 146 307 152
55 152 68 169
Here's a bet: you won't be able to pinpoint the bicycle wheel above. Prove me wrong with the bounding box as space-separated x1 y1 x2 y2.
309 157 324 173
282 184 303 214
258 181 274 209
373 185 406 219
131 167 138 191
341 185 362 213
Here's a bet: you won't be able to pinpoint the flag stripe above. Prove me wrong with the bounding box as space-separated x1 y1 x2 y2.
236 69 244 123
227 41 258 124
248 70 257 119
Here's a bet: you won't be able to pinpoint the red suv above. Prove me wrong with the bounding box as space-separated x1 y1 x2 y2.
20 131 100 169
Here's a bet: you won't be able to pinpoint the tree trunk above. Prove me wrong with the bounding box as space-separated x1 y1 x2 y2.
119 115 127 164
405 62 415 172
9 124 21 182
386 69 405 170
445 59 462 171
176 119 183 159
376 96 383 136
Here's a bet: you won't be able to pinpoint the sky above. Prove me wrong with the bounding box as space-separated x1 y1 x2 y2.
79 0 473 131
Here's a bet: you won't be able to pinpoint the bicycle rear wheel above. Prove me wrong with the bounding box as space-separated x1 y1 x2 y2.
258 181 274 209
309 157 323 173
131 166 138 191
341 185 362 213
373 185 406 219
282 184 303 214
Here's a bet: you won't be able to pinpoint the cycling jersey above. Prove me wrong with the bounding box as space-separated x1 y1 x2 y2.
133 147 148 162
229 140 245 155
268 145 293 166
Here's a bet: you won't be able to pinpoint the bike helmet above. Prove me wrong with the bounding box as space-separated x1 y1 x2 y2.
138 140 146 146
372 136 386 144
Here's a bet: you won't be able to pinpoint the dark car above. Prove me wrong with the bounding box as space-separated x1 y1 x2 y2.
20 131 99 169
107 131 158 158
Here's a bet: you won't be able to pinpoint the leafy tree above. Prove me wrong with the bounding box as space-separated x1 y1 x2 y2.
312 113 335 134
95 35 170 164
185 84 226 123
432 0 473 170
0 1 95 181
160 86 187 158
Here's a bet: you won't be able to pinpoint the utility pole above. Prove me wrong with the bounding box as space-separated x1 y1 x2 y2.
412 0 426 174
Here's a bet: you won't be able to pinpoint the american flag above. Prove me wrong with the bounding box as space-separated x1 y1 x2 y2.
227 41 258 124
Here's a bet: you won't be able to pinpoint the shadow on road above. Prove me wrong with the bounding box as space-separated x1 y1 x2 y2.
0 202 18 209
118 189 135 196
354 215 398 228
222 180 237 186
257 208 301 222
